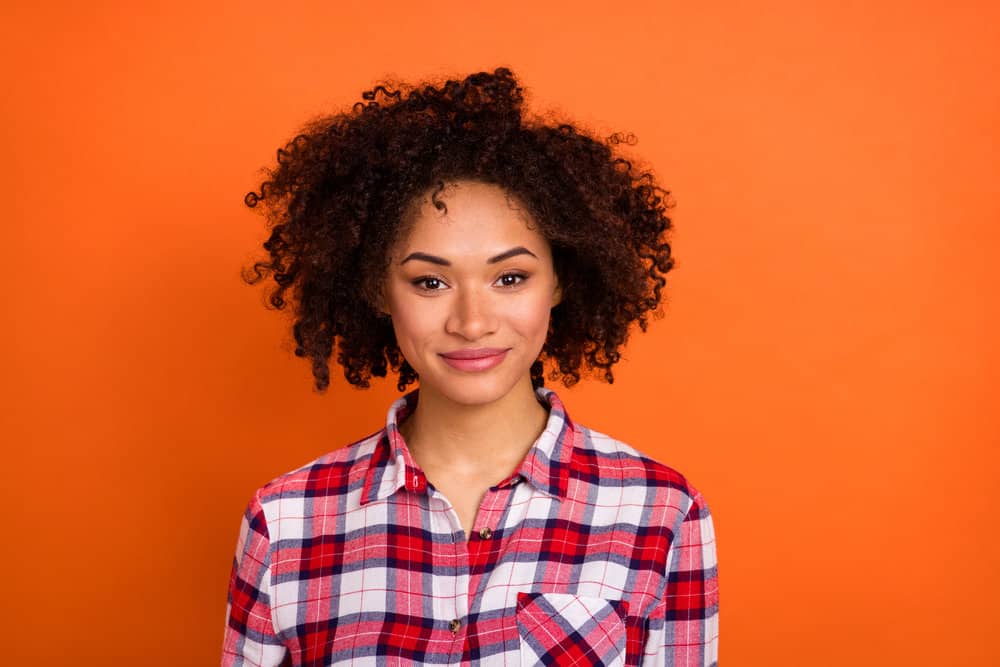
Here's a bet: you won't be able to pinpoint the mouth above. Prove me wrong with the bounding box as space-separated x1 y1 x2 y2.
438 348 510 372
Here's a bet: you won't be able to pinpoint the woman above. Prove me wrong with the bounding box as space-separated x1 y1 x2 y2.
223 67 718 666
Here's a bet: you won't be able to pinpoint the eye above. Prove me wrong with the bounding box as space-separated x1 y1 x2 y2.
495 272 527 288
411 276 448 291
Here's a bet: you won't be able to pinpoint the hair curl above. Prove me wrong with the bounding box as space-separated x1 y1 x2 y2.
241 67 675 393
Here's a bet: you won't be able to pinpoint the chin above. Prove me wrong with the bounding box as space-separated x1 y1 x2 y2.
420 362 527 407
436 377 516 407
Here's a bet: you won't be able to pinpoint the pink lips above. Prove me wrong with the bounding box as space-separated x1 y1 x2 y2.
439 348 509 372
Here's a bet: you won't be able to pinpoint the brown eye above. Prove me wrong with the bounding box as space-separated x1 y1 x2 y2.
496 273 527 287
412 277 445 291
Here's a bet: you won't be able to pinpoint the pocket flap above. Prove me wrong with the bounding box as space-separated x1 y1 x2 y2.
516 592 629 666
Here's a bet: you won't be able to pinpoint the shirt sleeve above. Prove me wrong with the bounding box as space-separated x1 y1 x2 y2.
642 488 720 666
221 489 290 667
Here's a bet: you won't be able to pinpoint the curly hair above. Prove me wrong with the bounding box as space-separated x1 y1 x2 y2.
241 67 675 393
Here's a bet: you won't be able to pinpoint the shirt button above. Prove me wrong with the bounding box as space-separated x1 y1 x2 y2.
449 618 461 634
479 527 493 540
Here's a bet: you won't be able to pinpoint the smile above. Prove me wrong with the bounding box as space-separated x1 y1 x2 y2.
438 348 510 372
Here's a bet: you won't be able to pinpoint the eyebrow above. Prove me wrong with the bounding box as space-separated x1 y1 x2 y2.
399 246 538 266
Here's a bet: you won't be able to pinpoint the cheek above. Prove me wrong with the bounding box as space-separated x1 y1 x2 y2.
392 307 427 342
389 301 436 344
504 293 554 340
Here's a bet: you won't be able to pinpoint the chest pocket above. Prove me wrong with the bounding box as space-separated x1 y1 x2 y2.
516 592 629 666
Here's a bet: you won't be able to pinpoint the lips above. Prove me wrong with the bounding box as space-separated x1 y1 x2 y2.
438 348 510 372
439 347 509 360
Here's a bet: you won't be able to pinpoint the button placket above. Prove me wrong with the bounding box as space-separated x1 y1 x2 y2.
473 486 504 543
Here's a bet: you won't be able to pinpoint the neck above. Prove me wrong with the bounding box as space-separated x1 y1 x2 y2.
399 375 550 477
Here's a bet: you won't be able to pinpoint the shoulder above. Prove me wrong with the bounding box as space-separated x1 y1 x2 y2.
571 421 708 516
248 427 386 513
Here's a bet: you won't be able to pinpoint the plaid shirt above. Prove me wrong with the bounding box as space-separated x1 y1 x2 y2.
222 387 719 666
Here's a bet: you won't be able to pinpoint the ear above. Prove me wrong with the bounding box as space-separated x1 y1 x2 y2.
551 279 563 308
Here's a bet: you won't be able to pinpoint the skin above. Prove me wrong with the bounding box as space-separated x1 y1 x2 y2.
378 179 563 539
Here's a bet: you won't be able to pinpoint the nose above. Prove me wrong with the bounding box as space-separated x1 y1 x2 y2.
445 286 498 341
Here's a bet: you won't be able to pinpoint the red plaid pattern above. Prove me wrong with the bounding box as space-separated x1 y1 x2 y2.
222 387 719 666
516 592 630 665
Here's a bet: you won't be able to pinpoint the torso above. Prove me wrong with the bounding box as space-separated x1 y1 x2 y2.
223 388 719 666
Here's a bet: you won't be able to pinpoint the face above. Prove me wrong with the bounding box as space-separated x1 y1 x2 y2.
380 180 562 407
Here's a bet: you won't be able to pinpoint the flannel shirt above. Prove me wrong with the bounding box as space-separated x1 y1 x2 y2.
222 386 719 666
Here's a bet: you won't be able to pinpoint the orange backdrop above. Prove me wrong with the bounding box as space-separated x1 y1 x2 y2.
4 1 997 664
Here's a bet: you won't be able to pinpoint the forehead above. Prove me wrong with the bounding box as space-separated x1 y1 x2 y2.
396 181 548 257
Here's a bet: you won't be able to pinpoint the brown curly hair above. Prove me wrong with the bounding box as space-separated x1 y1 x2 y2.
241 67 675 393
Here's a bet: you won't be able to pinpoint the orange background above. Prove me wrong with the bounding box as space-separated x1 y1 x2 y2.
4 1 997 664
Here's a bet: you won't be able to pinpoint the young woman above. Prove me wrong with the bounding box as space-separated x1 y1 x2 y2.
223 68 719 666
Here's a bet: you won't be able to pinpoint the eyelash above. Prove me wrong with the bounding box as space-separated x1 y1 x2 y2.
411 272 528 292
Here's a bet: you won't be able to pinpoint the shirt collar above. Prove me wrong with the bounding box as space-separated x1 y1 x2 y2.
360 386 577 505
